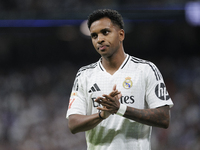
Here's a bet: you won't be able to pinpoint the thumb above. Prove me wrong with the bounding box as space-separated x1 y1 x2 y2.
113 84 117 91
118 91 122 99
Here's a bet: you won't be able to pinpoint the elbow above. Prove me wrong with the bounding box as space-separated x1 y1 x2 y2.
68 115 77 134
161 116 170 129
162 122 169 129
71 128 79 134
70 129 77 134
154 121 169 129
159 105 170 129
68 116 80 134
68 126 75 134
68 122 77 134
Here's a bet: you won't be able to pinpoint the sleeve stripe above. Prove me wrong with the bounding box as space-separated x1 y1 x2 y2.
130 57 162 81
77 62 98 73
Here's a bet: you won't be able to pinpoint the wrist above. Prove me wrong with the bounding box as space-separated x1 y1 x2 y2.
116 104 127 116
99 112 105 120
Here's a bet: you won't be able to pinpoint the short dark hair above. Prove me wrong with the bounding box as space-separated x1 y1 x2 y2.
87 9 124 30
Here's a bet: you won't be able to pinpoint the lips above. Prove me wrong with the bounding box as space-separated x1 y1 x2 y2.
98 45 108 51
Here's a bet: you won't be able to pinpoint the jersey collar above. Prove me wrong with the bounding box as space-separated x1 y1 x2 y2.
98 54 130 72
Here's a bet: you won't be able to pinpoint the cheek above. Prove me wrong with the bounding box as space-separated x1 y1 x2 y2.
91 40 96 47
92 40 98 50
112 38 120 46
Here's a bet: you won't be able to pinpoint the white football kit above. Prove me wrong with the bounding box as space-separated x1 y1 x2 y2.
67 54 174 150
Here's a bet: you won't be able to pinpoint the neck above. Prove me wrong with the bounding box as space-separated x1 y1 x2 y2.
101 50 127 75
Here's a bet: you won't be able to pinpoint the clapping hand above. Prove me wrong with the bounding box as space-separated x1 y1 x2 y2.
95 84 122 119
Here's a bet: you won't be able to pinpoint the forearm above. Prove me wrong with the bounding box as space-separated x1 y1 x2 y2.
123 105 170 128
68 113 103 134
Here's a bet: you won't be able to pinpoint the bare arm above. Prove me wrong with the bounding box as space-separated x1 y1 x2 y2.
68 85 121 134
124 105 170 128
68 113 103 134
95 94 170 129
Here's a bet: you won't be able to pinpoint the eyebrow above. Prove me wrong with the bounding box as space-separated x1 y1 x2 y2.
101 28 111 32
90 28 110 35
90 33 96 37
101 28 110 32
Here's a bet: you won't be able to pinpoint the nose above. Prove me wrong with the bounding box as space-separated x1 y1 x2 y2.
97 34 104 44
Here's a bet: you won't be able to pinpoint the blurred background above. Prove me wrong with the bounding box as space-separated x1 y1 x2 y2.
0 0 200 150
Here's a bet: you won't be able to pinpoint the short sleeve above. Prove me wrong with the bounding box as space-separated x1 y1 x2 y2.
66 71 87 119
145 62 174 109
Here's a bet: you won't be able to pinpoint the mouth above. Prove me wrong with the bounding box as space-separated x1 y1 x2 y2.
98 45 108 51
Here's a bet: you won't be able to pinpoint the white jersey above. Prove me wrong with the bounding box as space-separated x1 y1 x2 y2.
66 54 173 150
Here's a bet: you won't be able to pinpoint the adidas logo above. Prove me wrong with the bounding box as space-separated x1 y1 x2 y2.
88 83 101 93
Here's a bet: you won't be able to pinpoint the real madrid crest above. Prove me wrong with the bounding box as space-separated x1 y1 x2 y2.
123 77 133 89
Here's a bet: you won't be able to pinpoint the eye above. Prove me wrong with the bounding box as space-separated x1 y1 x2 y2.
102 30 109 35
91 33 97 39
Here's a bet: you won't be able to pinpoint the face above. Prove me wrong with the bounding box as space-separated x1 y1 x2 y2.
89 17 124 58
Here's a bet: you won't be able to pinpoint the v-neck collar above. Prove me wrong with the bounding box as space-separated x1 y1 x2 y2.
98 54 130 75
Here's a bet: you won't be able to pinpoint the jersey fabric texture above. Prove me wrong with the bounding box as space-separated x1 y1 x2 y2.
66 54 174 150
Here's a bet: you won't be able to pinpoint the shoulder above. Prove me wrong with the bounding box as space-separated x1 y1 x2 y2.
129 56 156 68
129 55 162 80
76 62 98 77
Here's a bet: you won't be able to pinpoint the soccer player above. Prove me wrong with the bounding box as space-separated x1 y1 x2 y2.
66 9 173 150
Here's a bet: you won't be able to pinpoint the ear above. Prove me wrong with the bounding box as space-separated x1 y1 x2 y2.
119 29 125 41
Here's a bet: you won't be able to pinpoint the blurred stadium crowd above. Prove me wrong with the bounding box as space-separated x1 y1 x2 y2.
0 0 200 150
0 53 200 150
0 62 87 150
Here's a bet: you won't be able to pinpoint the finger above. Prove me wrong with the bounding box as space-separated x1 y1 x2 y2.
109 90 120 97
95 98 101 103
110 91 121 98
102 94 114 101
95 97 112 106
95 96 101 101
97 107 109 111
95 96 105 102
100 100 113 107
102 94 109 99
97 107 115 114
113 84 117 91
118 92 122 99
